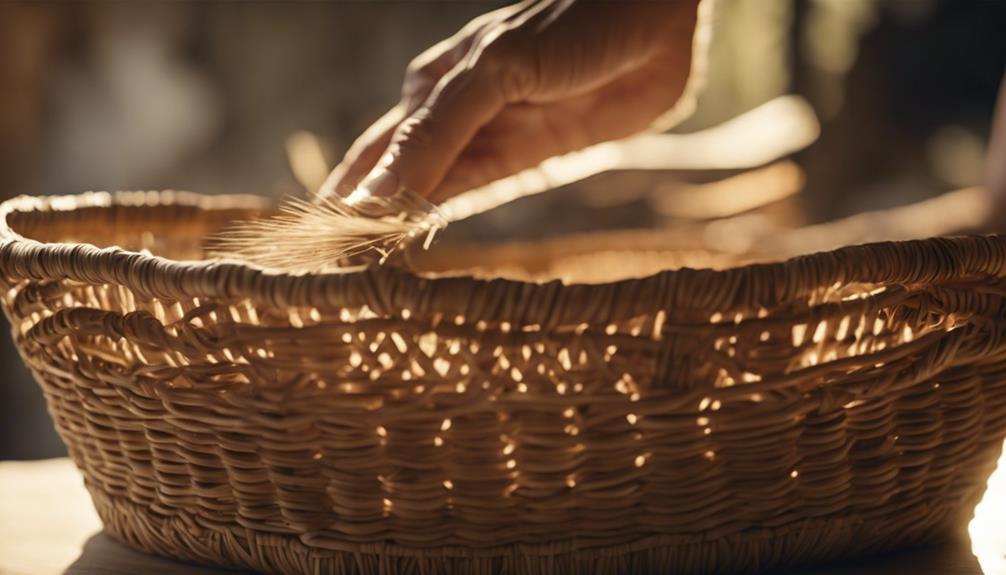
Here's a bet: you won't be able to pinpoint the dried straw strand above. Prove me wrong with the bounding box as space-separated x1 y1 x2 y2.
210 191 446 271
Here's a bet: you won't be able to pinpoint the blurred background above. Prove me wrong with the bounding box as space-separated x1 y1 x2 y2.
1 0 1004 459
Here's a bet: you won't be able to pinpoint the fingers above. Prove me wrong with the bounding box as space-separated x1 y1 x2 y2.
321 3 528 199
355 47 513 198
346 2 553 199
317 105 403 199
320 35 475 199
320 37 465 199
402 2 526 107
430 61 689 202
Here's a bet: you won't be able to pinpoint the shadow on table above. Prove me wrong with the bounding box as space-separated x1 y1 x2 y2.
771 538 987 575
65 532 253 575
64 530 988 575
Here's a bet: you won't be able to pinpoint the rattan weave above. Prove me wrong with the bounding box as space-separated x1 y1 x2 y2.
3 191 1006 574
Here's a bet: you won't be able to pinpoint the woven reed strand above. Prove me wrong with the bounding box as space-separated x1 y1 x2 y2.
2 191 1006 575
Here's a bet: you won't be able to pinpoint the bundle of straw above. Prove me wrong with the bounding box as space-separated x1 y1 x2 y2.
212 190 445 271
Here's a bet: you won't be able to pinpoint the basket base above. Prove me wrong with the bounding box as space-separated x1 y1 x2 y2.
86 486 969 575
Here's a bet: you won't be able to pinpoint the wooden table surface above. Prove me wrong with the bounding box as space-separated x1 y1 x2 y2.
2 456 1005 575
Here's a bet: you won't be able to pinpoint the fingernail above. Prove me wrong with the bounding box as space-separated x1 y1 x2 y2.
357 167 399 198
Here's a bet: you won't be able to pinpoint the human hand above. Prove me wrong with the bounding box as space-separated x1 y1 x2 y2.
323 0 704 204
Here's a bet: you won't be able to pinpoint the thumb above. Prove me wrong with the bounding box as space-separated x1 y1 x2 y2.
356 57 509 199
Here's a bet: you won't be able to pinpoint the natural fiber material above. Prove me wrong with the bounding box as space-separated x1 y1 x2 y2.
3 191 1006 575
212 190 446 270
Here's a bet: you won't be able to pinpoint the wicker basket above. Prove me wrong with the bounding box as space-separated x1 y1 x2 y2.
3 191 1006 575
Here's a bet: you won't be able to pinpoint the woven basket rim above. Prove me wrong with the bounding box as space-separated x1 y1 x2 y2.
2 191 1005 321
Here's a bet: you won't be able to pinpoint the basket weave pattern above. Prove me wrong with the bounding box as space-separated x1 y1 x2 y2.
3 192 1006 574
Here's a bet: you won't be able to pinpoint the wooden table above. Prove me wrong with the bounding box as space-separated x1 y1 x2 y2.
2 456 1005 575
